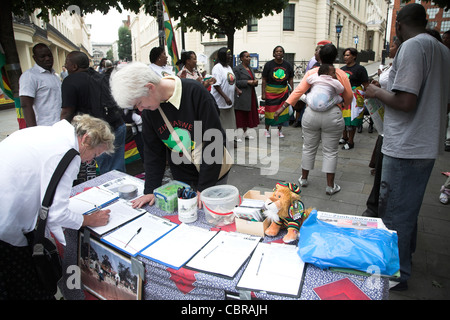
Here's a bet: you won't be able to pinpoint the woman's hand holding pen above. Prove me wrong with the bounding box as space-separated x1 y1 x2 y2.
82 209 111 227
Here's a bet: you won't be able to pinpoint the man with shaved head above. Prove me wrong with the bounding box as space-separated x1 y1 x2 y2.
365 3 450 291
61 51 126 177
19 43 62 127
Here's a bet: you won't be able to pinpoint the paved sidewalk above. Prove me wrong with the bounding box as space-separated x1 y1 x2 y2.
1 57 449 299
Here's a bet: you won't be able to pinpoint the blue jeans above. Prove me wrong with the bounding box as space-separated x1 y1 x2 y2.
95 123 126 175
379 155 435 282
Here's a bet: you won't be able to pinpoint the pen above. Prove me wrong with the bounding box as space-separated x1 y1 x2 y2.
125 227 142 248
256 252 264 276
204 241 223 258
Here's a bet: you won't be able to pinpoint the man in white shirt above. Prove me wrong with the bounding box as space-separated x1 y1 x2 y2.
19 43 62 127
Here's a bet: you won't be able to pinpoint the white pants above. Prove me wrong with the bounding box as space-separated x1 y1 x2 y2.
301 106 344 173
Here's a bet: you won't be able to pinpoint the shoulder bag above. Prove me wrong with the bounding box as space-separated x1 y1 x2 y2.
27 148 79 295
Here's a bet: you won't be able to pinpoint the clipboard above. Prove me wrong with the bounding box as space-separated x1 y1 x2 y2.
101 213 178 257
86 198 146 237
185 231 261 278
236 242 306 298
68 186 119 215
138 223 218 270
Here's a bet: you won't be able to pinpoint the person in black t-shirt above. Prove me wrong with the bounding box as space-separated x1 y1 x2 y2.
339 48 370 150
109 62 230 210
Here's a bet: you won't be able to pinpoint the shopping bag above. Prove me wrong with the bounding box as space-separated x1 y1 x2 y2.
297 210 399 276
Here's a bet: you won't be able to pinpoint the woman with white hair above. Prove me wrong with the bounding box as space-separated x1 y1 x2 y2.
0 114 114 299
110 62 230 209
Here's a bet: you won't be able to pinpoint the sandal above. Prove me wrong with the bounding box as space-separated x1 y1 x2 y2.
342 142 354 150
339 138 348 145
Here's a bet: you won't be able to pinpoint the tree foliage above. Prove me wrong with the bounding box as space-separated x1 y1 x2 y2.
1 0 143 99
9 0 142 21
141 0 289 53
118 26 132 61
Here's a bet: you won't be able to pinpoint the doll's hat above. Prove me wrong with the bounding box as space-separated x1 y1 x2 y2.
276 182 301 194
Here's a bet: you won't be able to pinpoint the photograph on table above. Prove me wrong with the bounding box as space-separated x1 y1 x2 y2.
78 233 142 300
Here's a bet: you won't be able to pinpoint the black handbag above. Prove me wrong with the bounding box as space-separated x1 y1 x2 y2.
28 148 79 295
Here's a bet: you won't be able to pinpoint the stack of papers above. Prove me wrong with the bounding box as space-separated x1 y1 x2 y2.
233 199 266 222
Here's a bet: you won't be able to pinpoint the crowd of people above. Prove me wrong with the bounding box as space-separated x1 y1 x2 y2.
1 3 449 299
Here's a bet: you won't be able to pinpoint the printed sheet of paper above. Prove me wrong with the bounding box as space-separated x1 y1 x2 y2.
87 198 146 237
68 186 118 215
186 231 261 278
139 223 218 270
98 175 145 200
102 213 177 256
237 242 305 297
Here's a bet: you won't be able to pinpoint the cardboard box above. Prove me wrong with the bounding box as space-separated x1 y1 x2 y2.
235 216 270 237
235 190 273 237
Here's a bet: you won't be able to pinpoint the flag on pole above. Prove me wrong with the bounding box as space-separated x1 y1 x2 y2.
162 0 180 73
0 46 25 129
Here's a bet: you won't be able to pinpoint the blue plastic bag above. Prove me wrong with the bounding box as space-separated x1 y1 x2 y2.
298 210 399 276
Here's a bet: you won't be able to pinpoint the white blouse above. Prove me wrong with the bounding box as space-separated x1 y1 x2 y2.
0 120 83 246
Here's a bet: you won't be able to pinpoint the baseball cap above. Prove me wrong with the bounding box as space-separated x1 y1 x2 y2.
317 40 332 46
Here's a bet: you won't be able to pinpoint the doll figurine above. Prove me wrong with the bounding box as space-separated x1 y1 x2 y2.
264 182 311 243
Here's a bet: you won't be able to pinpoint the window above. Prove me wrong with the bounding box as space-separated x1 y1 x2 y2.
441 20 450 32
247 17 258 32
283 4 295 31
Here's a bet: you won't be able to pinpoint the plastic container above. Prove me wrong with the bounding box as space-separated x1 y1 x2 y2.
118 184 138 200
201 185 240 226
153 180 190 213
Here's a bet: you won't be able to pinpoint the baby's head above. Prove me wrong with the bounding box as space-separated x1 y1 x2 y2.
318 64 336 79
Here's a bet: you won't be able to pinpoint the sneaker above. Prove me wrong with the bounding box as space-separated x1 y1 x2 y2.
342 142 354 150
264 130 270 138
279 131 284 138
244 134 255 140
339 138 348 144
235 138 243 143
298 178 308 187
326 184 341 195
389 280 408 291
439 192 449 204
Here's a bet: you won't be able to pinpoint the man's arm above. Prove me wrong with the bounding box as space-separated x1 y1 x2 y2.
365 84 417 113
60 106 76 122
20 96 37 127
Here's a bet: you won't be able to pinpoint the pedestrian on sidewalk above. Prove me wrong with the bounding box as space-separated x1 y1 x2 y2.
261 46 294 138
365 3 450 291
19 43 61 127
233 51 259 142
340 48 370 150
275 44 353 195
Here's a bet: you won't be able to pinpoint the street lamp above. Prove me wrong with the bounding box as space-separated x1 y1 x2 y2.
335 19 343 62
353 35 359 51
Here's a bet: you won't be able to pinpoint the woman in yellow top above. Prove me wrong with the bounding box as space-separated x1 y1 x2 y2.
274 44 353 195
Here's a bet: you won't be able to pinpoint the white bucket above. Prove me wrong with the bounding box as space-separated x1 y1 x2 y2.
178 196 198 223
201 185 240 226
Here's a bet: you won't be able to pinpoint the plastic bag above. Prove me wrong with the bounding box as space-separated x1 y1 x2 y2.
297 210 399 276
